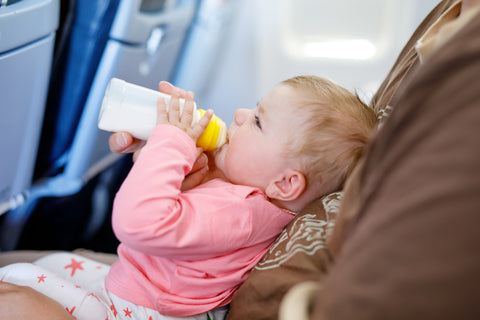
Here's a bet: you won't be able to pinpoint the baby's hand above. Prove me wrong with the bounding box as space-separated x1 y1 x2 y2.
156 90 213 144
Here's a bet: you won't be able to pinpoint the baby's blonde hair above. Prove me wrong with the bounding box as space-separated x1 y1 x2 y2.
281 75 376 196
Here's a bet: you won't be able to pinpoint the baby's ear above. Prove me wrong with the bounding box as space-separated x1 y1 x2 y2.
265 169 306 201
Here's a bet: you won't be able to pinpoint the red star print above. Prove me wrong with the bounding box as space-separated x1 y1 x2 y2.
88 292 101 302
66 306 76 315
64 258 85 277
123 307 132 318
149 317 153 320
110 304 118 317
37 274 47 283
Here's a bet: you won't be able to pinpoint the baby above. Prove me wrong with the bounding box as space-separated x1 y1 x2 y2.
0 75 376 320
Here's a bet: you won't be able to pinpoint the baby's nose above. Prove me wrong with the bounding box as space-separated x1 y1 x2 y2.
234 108 249 125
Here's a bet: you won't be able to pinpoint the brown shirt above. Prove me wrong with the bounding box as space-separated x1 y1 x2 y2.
317 5 480 320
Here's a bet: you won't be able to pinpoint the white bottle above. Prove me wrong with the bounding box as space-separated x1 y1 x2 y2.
98 78 227 151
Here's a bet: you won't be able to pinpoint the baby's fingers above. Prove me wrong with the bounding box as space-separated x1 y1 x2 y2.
180 91 195 126
168 91 182 124
191 109 213 142
156 96 168 125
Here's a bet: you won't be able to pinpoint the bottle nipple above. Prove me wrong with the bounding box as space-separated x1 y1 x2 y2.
197 109 228 151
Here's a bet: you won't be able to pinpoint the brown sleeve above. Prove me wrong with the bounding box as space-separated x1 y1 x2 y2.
315 10 480 320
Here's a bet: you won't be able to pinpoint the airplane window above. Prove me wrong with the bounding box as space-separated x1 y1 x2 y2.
279 0 397 60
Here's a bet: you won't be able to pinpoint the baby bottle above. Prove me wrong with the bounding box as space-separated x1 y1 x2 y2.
98 78 227 151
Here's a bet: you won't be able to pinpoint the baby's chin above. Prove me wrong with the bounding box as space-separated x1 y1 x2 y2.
211 145 227 174
212 140 227 158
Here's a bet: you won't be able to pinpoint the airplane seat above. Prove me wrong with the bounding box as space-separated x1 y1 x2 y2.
34 0 121 180
0 0 200 251
0 0 59 238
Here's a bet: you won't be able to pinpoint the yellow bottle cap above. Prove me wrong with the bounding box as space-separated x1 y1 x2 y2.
197 109 227 151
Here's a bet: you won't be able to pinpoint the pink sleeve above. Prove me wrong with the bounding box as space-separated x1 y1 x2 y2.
111 124 199 255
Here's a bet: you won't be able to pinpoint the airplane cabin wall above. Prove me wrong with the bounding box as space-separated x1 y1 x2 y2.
192 0 442 125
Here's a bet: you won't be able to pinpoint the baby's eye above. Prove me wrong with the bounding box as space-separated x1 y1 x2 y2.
254 115 262 129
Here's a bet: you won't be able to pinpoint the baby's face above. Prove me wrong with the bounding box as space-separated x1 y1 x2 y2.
214 84 302 190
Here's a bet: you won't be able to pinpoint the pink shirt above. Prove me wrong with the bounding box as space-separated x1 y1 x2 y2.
106 125 294 317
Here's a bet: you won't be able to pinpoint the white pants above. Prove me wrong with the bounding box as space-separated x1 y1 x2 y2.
0 252 228 320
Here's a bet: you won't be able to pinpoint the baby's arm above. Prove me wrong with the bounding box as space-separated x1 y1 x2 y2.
108 81 209 191
111 92 214 256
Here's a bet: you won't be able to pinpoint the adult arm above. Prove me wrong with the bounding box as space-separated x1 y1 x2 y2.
0 282 74 320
